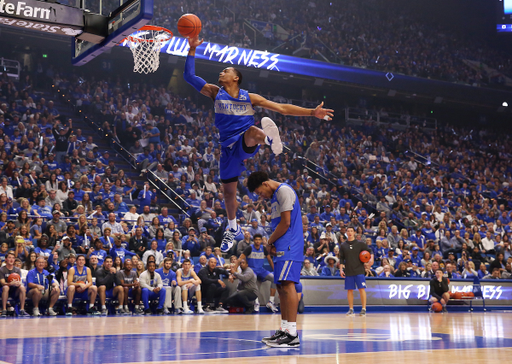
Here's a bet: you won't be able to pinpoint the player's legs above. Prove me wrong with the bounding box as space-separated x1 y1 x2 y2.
122 287 130 306
359 288 367 309
98 286 107 306
87 285 98 305
173 286 183 310
28 288 42 308
17 285 26 310
157 289 166 310
278 281 298 323
265 260 301 347
1 286 9 311
163 286 173 311
113 286 124 310
181 285 188 302
243 126 266 147
262 272 278 312
141 288 150 310
223 180 238 222
66 285 76 305
132 286 141 305
49 286 60 308
347 290 354 309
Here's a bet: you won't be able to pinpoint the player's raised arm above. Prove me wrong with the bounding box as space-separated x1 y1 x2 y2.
184 37 219 100
250 94 334 121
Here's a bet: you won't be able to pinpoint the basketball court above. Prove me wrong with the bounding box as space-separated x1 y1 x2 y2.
0 312 510 363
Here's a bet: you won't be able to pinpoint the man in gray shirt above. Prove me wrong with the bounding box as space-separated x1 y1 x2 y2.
55 236 76 261
226 259 258 314
47 211 67 237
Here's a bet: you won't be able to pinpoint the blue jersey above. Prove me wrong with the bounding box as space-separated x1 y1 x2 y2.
270 183 303 262
246 244 267 271
72 266 88 283
155 268 176 287
214 87 255 146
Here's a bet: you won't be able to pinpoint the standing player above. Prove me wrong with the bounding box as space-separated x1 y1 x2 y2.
339 225 373 316
184 37 334 252
238 233 278 312
247 171 302 348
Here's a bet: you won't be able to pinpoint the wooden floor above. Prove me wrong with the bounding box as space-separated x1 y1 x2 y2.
0 312 511 364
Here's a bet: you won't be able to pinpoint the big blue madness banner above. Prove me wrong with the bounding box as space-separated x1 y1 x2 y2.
302 277 512 306
120 35 512 106
121 35 394 84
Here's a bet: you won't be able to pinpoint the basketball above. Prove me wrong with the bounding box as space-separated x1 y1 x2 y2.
462 292 475 298
177 14 202 38
453 292 463 299
76 281 85 292
359 250 371 263
7 273 21 283
432 302 443 313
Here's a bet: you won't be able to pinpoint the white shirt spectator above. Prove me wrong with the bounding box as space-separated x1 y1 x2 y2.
0 185 13 199
142 249 164 266
123 211 140 222
482 236 496 251
139 270 163 291
102 221 124 235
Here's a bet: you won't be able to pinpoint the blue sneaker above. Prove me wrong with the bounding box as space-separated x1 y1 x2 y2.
221 226 242 252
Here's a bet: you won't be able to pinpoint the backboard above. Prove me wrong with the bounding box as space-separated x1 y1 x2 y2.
71 0 153 66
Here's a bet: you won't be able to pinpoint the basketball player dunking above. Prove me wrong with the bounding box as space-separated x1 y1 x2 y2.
184 37 334 252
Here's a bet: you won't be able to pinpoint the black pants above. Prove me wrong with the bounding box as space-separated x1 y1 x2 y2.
202 284 229 307
226 290 258 309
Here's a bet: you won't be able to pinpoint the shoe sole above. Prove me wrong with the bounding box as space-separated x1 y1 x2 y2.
262 117 283 155
266 342 300 348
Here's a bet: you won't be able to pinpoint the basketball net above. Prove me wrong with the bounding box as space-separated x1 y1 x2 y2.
126 26 173 74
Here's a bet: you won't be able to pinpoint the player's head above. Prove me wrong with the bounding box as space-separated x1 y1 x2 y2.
104 256 113 270
248 171 272 198
346 225 355 239
253 234 262 247
435 269 444 279
164 257 172 270
219 67 242 86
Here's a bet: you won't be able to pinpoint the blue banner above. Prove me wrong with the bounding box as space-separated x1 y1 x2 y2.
120 35 512 106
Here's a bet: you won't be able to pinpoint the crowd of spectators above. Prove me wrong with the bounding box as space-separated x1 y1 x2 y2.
147 0 511 87
57 70 512 287
2 55 512 316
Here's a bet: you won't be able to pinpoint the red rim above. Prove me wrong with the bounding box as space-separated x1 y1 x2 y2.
125 25 173 43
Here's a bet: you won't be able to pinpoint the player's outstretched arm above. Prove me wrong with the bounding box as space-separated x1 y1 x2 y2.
250 94 334 121
185 37 219 100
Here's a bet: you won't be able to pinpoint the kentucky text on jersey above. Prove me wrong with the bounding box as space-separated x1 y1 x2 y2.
214 88 255 146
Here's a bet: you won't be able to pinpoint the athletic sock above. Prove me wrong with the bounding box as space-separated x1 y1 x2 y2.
197 301 203 310
124 305 129 311
89 304 94 309
183 302 189 310
280 319 288 331
269 296 275 304
287 322 297 336
228 219 237 230
135 305 139 310
68 304 72 308
102 305 106 310
264 136 271 145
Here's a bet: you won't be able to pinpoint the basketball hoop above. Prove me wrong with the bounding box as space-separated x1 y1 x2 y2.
125 25 173 74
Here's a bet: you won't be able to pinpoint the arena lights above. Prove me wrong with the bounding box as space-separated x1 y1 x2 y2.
503 102 508 107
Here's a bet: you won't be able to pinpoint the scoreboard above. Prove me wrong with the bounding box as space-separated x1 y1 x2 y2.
497 0 512 32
